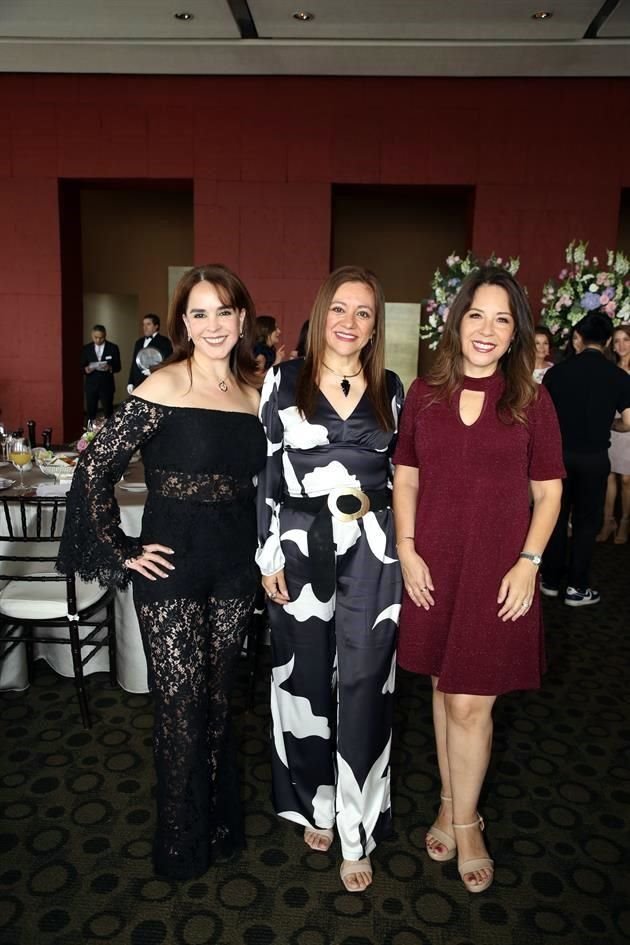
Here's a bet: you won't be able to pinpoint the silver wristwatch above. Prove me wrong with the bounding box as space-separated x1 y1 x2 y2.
519 552 542 566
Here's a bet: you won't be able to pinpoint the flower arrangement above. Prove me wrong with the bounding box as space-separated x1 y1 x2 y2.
421 251 521 350
540 241 630 345
76 429 96 453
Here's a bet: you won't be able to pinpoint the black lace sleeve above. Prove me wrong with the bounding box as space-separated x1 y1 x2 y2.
57 397 168 588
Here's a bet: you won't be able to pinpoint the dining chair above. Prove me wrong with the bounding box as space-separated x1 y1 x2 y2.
0 495 117 728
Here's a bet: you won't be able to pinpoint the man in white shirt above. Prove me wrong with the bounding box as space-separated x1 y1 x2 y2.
80 324 121 421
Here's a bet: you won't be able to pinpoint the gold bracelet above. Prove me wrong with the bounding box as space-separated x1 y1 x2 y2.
396 537 414 549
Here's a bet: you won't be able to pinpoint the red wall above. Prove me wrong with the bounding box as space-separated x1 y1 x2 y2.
1 75 629 439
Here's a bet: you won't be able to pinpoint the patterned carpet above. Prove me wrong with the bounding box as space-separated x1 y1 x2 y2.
1 542 629 945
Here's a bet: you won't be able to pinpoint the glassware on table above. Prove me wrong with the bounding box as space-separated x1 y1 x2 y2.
0 423 6 461
8 437 32 491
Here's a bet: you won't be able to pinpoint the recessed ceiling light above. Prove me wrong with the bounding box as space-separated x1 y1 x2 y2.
531 10 553 18
174 11 194 20
292 11 314 21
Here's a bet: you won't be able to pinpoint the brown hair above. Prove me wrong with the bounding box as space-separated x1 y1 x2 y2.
426 265 537 424
296 266 394 431
613 323 630 367
255 315 277 346
165 264 258 386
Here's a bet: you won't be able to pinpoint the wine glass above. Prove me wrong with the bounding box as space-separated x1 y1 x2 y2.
0 423 6 462
8 437 32 491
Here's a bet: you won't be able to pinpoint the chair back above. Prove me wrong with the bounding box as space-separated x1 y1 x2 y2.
0 496 68 586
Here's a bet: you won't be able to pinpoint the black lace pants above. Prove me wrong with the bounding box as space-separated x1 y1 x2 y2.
136 593 254 880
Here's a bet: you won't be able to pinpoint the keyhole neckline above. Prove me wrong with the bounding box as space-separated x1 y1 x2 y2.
459 370 504 393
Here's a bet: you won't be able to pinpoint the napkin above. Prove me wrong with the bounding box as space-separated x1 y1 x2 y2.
36 482 72 496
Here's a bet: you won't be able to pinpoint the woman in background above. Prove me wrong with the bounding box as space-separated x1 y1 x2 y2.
533 325 555 383
254 315 286 374
290 319 310 359
597 324 630 543
393 266 563 894
58 265 266 880
257 266 404 893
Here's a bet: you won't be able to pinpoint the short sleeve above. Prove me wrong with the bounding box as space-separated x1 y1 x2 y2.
393 378 421 468
527 385 565 481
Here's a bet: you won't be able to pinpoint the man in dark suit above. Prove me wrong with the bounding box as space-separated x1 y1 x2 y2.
127 314 173 392
80 324 121 421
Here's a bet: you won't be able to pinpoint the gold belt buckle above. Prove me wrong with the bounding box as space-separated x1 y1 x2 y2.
327 486 371 523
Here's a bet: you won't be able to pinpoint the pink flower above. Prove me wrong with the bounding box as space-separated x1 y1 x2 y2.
76 437 89 452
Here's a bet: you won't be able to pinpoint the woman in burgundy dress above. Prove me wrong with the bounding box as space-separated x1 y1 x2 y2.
392 266 564 893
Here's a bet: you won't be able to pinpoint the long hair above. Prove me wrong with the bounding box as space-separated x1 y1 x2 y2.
296 266 394 431
295 319 309 358
165 264 258 386
613 324 630 367
255 315 277 346
426 265 537 424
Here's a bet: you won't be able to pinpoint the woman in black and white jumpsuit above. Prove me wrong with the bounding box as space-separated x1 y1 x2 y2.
256 266 404 892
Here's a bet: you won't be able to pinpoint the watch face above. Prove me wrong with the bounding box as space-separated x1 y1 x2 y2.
533 555 542 565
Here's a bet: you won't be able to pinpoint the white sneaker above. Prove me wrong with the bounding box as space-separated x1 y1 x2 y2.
564 587 601 607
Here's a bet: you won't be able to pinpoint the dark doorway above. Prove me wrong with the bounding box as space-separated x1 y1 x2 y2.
58 180 193 439
331 185 474 377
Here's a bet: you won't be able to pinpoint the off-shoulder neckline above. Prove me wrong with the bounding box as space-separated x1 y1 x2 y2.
128 394 259 418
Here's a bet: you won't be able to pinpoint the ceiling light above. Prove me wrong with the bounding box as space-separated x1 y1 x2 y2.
292 11 314 21
531 10 553 18
174 11 194 20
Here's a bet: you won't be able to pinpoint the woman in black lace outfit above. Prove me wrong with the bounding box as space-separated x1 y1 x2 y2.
58 265 266 880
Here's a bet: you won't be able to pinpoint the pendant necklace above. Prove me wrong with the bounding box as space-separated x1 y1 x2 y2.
218 378 228 392
322 362 362 397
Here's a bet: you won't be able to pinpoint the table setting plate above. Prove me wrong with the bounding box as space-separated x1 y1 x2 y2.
118 482 147 492
0 477 15 490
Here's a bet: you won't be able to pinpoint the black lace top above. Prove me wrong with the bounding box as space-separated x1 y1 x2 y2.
57 396 267 598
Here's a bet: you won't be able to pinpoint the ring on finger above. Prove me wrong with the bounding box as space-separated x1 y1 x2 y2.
269 591 277 599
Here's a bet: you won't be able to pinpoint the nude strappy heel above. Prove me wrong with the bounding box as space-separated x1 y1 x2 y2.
452 814 494 893
426 794 457 862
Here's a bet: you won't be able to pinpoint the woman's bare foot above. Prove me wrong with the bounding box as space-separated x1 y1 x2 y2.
340 856 372 892
426 795 456 860
453 817 494 892
304 826 334 852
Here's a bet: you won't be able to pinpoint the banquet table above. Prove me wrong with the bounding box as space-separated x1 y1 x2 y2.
0 457 150 694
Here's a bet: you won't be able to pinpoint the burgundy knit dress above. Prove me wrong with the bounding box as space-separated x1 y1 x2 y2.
393 372 564 696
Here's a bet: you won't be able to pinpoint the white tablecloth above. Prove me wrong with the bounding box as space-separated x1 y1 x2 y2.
0 472 150 693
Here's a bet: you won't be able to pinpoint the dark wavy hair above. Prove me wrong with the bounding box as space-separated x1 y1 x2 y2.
165 264 258 386
426 265 537 424
296 266 394 431
255 315 277 346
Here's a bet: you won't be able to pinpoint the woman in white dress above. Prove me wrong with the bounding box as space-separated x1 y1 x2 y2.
598 324 630 544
